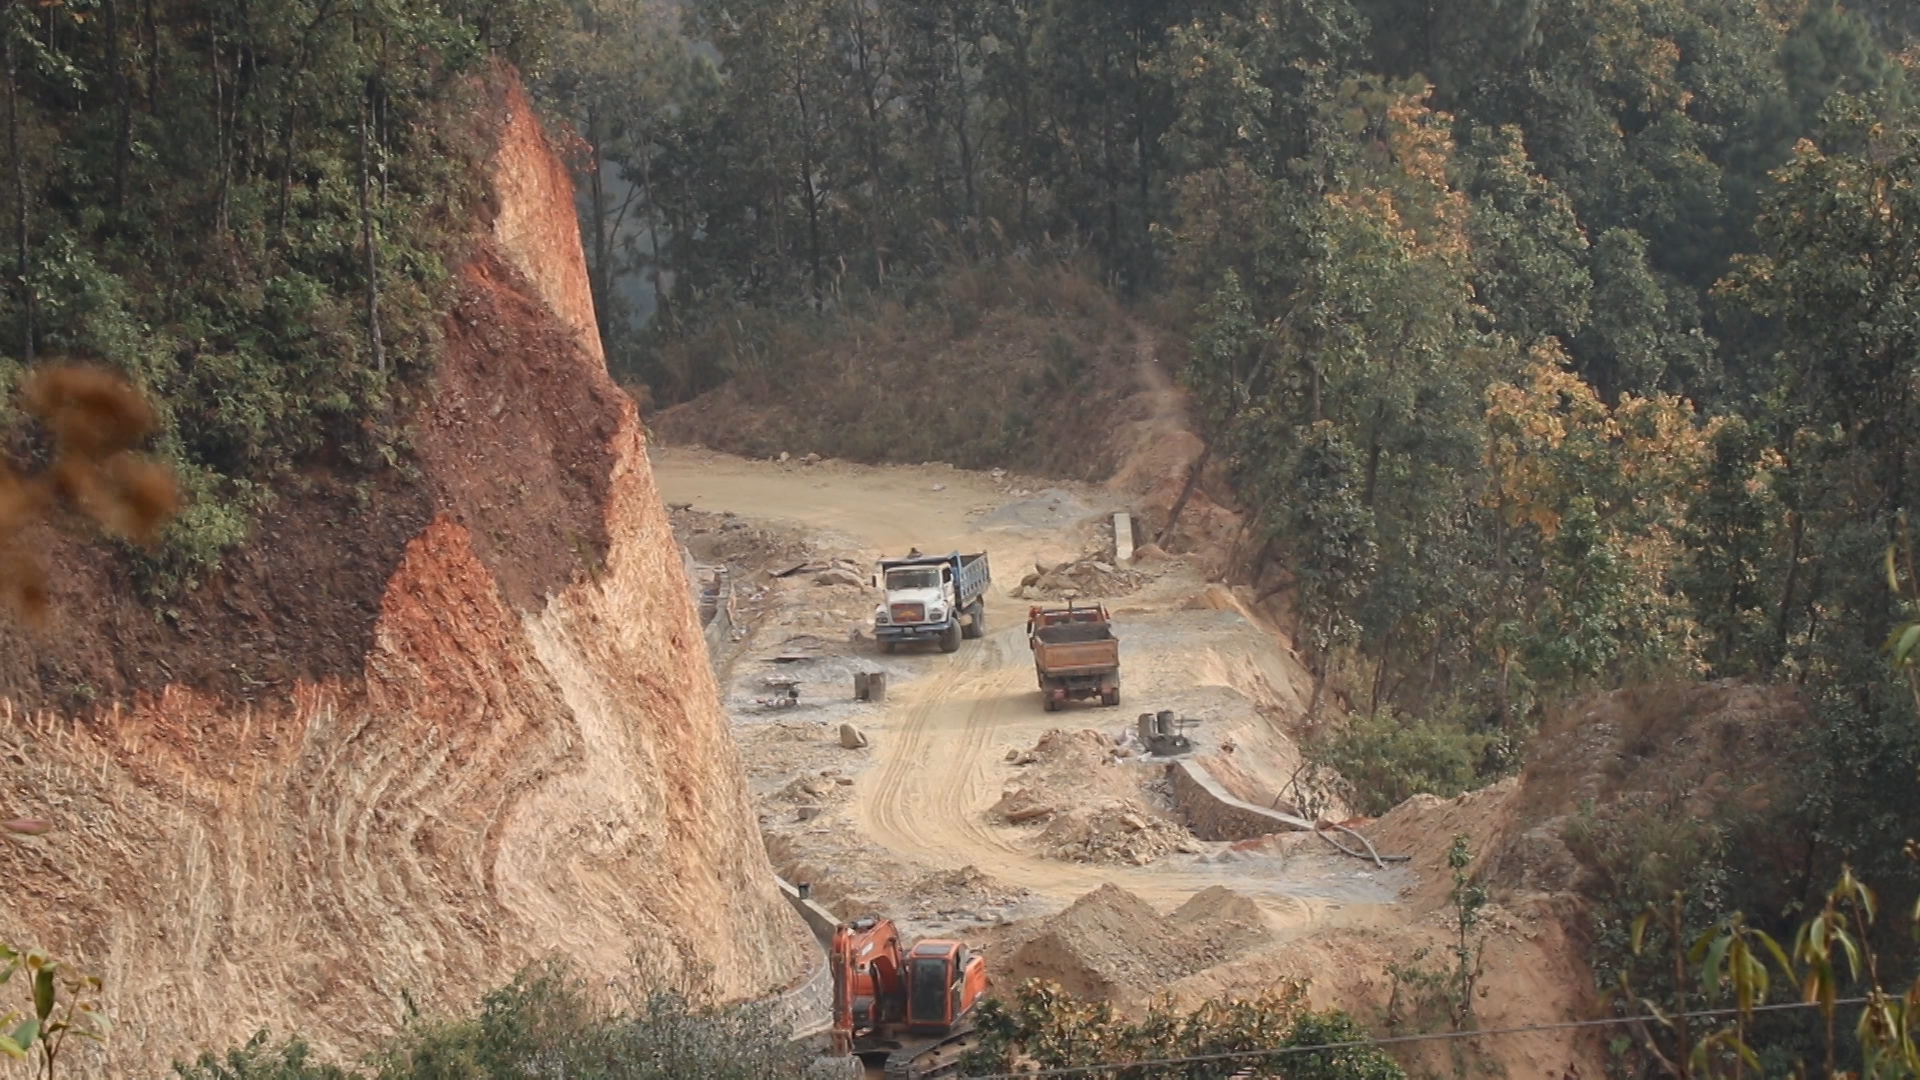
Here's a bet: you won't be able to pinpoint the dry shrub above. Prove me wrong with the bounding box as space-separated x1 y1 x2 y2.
1 363 180 623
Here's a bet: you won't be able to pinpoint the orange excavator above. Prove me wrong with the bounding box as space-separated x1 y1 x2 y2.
830 916 987 1078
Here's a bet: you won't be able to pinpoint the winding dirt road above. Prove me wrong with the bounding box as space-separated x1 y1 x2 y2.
653 448 1402 927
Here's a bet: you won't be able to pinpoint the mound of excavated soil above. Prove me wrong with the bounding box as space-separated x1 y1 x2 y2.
995 884 1271 1004
994 729 1198 865
906 865 1033 913
1014 557 1152 600
995 729 1137 816
1363 779 1523 911
671 507 815 574
980 488 1105 533
1038 800 1201 865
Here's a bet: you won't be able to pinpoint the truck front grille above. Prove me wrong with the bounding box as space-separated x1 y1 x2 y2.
890 603 926 623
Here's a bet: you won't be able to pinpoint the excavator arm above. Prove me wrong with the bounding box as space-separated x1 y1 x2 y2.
830 917 905 1055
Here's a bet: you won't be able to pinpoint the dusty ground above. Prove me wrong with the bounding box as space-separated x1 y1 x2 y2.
655 446 1610 1080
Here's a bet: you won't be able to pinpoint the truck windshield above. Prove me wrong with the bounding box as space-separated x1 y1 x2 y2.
886 568 940 591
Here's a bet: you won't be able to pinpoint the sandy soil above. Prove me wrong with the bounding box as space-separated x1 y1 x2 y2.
653 448 1400 931
656 445 1612 1080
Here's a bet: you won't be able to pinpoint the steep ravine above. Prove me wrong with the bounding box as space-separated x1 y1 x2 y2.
0 74 807 1077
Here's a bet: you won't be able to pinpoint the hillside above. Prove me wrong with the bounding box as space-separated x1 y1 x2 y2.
0 75 807 1077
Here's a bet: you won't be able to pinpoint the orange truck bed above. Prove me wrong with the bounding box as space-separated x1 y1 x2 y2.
1027 604 1121 709
1031 628 1119 675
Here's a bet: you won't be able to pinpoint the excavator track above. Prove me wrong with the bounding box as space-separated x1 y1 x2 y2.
882 1023 978 1080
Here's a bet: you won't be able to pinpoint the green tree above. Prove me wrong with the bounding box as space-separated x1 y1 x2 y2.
1454 122 1591 347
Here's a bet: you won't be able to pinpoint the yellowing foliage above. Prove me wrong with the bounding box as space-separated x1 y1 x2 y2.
1484 343 1715 538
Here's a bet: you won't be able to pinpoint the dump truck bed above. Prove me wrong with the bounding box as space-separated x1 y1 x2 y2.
1031 621 1119 675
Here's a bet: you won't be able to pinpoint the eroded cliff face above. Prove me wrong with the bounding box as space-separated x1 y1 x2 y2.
0 75 806 1076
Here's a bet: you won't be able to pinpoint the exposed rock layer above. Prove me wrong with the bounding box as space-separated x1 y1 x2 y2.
0 73 805 1077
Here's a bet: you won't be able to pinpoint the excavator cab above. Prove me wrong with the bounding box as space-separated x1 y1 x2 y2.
832 918 987 1069
903 941 986 1034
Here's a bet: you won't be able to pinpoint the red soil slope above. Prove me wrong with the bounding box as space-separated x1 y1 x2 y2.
0 73 806 1077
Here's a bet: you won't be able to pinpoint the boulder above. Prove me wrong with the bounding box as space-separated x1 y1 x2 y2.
839 723 870 750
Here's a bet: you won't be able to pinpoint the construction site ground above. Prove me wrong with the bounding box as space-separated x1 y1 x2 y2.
655 446 1606 1080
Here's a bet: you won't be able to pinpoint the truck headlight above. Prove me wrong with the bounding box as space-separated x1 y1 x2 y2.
874 607 890 624
928 607 945 622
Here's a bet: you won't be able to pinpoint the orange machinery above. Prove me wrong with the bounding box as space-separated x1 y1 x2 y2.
830 916 987 1077
1026 602 1121 709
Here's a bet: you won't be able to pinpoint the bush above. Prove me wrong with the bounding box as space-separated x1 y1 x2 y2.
174 1032 354 1079
175 961 816 1080
1309 712 1496 817
961 979 1404 1080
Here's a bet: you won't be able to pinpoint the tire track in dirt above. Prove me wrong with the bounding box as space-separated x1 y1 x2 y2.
653 449 1389 927
857 628 1339 924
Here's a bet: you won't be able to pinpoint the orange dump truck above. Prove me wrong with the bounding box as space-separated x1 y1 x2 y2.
1026 602 1121 710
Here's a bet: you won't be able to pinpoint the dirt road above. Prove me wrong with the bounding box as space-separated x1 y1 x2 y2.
653 448 1401 931
657 447 1612 1079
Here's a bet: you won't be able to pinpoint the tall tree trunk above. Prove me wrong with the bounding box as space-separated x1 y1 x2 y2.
585 107 614 346
357 81 385 374
106 0 133 207
638 144 671 332
143 0 159 111
795 77 823 311
1364 435 1383 508
1131 25 1151 290
1156 442 1211 548
6 34 30 365
951 33 976 237
1774 509 1805 669
213 31 230 235
276 105 298 247
1011 12 1034 240
851 0 890 285
1101 63 1117 276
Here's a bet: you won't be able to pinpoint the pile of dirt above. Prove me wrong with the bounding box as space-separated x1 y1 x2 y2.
669 506 815 574
995 729 1149 819
901 866 1035 922
1039 799 1202 865
995 729 1196 866
979 489 1104 532
1362 779 1524 911
995 884 1271 1005
1014 557 1151 600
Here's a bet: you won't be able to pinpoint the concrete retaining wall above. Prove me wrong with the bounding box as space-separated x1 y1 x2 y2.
775 876 842 947
1168 758 1314 841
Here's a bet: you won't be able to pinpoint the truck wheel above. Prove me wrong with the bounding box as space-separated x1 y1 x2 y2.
1102 687 1121 708
1043 693 1059 712
940 621 962 653
962 601 985 640
881 641 897 655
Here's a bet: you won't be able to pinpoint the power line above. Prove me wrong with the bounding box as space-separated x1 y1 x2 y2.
958 996 1875 1078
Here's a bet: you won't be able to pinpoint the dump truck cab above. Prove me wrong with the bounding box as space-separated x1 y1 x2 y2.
873 551 991 653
